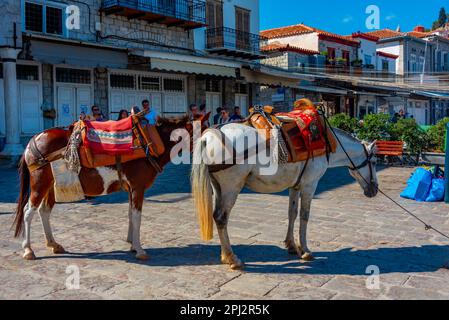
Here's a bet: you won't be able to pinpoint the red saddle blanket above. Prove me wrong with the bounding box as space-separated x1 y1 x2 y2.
83 117 134 155
277 108 327 153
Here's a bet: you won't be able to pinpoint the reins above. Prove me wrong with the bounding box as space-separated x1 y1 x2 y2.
320 111 449 241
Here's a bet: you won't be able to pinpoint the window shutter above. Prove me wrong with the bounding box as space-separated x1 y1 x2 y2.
216 2 223 28
207 2 215 27
243 11 250 33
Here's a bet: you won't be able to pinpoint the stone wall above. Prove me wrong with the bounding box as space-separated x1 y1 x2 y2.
68 0 194 54
42 64 54 129
94 68 109 117
261 52 289 69
0 1 22 48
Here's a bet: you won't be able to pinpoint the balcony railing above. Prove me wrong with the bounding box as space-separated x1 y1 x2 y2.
206 27 268 60
101 0 206 29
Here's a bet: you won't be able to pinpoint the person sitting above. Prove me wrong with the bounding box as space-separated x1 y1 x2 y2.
117 109 129 121
141 99 159 125
213 107 223 125
80 105 106 122
230 106 244 122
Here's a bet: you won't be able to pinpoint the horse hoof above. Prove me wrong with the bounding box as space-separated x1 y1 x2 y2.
301 252 314 261
48 243 66 254
230 261 245 271
136 253 150 261
23 249 36 261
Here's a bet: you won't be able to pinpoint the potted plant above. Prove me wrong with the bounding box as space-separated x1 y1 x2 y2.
421 118 448 165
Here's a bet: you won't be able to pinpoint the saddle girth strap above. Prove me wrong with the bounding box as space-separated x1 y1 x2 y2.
115 155 125 191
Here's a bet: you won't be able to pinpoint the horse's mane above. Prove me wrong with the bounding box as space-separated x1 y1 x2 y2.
157 115 190 126
332 127 361 144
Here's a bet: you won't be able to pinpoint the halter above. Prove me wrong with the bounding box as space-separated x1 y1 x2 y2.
348 144 376 185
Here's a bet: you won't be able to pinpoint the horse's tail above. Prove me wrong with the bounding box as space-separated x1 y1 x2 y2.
13 155 30 238
191 138 214 241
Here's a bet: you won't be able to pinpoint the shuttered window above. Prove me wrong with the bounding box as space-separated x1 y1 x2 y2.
206 0 223 28
235 7 250 50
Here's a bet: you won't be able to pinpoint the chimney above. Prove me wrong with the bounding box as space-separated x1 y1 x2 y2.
414 25 425 33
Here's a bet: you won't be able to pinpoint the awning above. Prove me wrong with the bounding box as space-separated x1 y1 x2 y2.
29 39 128 69
413 91 449 100
150 58 236 78
241 68 300 88
297 85 348 95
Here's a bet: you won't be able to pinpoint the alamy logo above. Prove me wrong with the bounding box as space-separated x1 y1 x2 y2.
66 5 80 31
365 5 380 30
366 265 380 290
65 265 80 290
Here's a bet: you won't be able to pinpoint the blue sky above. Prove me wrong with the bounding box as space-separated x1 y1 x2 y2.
260 0 449 35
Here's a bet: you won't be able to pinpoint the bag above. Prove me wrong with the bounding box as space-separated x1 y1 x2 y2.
426 178 445 202
400 168 433 202
50 159 85 203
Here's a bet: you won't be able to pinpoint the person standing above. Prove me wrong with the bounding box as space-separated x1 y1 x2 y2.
213 107 223 125
188 103 200 121
218 109 230 124
142 99 159 125
117 109 129 121
230 106 244 122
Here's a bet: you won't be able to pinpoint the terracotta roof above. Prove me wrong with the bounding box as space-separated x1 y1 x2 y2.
365 29 403 39
260 23 359 46
261 43 319 55
350 32 379 42
366 28 430 40
377 51 399 59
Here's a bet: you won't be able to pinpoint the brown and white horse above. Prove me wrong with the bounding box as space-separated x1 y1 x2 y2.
12 114 209 261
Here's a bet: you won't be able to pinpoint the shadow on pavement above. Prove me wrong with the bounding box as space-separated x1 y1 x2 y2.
38 243 449 276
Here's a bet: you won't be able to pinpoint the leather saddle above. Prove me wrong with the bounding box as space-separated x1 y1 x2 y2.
248 105 337 163
78 112 165 169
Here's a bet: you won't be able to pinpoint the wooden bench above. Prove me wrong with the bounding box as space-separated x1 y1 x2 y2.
375 140 404 164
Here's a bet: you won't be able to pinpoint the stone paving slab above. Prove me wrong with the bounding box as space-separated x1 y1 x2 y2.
0 162 449 300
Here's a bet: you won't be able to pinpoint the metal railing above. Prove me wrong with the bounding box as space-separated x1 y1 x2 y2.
102 0 206 25
205 27 268 56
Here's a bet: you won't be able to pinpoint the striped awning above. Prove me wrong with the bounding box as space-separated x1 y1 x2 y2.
150 58 236 78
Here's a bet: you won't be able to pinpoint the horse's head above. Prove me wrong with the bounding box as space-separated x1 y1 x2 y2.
348 141 379 198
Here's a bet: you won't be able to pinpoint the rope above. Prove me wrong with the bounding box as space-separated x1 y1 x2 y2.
321 112 449 241
64 122 83 174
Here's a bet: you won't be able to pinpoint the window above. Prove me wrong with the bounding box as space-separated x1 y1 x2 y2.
17 65 39 81
418 56 425 72
235 83 248 94
206 80 221 92
327 47 336 65
110 74 136 89
56 68 91 84
46 6 63 35
235 7 251 51
382 60 389 72
140 76 160 91
163 78 184 92
409 54 417 73
206 0 223 29
25 2 43 32
341 50 350 66
364 54 372 66
24 1 65 36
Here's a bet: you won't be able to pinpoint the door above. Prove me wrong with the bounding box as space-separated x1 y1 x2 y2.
57 86 92 126
0 79 5 136
235 7 250 51
57 86 75 127
19 82 42 134
164 93 187 116
206 92 221 115
235 94 248 117
76 87 92 118
150 93 162 114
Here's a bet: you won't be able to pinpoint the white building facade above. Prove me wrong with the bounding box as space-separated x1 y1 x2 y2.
0 0 265 155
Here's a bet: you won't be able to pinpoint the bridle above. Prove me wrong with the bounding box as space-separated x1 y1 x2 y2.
348 144 376 186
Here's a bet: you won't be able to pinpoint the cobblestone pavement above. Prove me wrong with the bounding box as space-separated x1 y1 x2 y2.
0 161 449 300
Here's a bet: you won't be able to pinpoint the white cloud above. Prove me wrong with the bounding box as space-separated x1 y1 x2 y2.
342 15 354 23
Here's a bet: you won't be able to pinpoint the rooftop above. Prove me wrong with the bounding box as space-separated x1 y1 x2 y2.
261 43 320 55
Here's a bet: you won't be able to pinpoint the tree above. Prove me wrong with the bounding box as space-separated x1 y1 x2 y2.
432 7 447 30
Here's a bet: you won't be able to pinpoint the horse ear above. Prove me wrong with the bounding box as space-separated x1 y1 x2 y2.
202 112 211 123
368 141 378 155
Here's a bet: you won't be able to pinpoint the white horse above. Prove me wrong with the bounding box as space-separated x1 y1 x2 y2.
191 123 379 270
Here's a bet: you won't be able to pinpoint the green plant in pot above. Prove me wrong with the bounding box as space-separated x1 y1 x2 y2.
427 117 449 152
